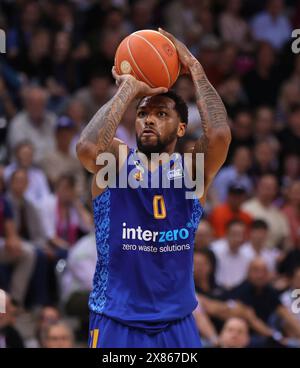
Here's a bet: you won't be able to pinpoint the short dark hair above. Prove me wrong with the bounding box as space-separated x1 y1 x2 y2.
226 218 245 230
250 219 269 230
56 173 76 189
137 90 188 124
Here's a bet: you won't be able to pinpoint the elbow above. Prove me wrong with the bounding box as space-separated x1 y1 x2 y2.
210 125 232 147
76 140 97 173
76 140 88 163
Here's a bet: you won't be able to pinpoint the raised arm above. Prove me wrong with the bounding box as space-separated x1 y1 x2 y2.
76 68 167 173
159 29 231 203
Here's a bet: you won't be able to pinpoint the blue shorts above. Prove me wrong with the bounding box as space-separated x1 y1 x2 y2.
88 312 201 348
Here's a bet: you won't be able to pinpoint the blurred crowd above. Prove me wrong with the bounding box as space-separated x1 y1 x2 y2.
0 0 300 348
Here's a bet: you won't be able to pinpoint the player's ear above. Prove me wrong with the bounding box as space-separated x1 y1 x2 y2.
177 122 186 138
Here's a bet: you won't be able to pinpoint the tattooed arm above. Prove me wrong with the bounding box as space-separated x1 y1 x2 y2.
189 63 231 202
76 68 167 174
159 29 231 203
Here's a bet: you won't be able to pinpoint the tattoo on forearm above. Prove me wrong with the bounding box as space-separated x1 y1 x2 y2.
78 79 137 152
191 66 228 151
194 133 209 153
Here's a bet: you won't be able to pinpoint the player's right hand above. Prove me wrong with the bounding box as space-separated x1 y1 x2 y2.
112 66 168 97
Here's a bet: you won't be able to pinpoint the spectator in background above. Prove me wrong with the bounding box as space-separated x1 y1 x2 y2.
217 74 248 119
5 168 53 308
102 7 130 38
197 35 222 87
277 104 300 161
163 0 199 42
41 116 86 195
280 267 300 324
196 5 216 40
227 258 300 340
0 76 17 121
53 2 77 35
242 174 291 249
277 81 300 129
6 169 46 249
281 154 300 191
0 170 35 306
210 220 251 290
65 99 88 157
213 146 253 203
192 304 219 347
7 1 42 60
218 317 250 348
39 173 92 254
4 141 50 206
241 220 280 273
0 291 25 348
226 110 254 162
218 0 252 51
288 55 300 87
253 106 279 149
41 320 75 348
128 0 156 32
61 232 96 342
26 306 61 348
13 28 51 86
250 0 291 50
250 140 279 182
194 220 214 251
8 86 56 164
282 180 300 249
75 71 112 121
243 42 281 108
217 43 239 81
197 291 276 340
88 29 122 78
194 248 223 299
47 31 79 100
209 183 252 239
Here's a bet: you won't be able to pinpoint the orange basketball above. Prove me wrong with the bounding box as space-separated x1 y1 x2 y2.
114 30 180 89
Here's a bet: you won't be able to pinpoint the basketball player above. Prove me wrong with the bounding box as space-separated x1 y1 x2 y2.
76 29 231 348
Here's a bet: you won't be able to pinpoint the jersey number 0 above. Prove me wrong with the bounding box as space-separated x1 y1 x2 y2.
153 195 167 219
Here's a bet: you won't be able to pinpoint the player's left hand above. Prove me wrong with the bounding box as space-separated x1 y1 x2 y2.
158 28 201 74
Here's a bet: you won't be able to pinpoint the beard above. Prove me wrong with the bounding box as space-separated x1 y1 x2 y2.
136 132 177 155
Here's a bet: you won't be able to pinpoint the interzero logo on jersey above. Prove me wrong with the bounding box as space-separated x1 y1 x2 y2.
95 145 204 199
122 222 189 242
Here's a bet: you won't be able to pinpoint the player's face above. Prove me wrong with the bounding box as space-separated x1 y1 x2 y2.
135 96 186 154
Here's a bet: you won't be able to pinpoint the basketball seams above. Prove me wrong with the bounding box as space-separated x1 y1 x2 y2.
126 37 155 88
133 33 171 88
133 30 177 52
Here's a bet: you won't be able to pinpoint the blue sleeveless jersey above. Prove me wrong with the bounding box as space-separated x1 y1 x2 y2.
89 149 203 329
